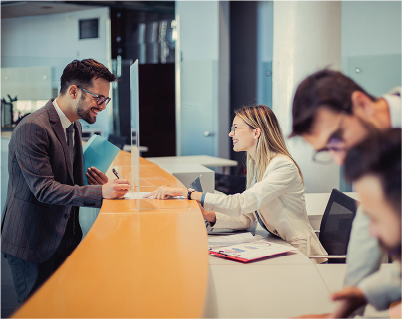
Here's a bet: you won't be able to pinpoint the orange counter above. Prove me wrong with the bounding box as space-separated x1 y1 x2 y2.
13 152 209 318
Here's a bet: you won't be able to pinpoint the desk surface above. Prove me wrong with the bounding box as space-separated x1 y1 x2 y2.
205 227 336 318
13 153 209 318
145 155 238 168
315 264 390 318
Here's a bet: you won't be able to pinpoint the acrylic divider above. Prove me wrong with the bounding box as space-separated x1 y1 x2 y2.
128 60 192 211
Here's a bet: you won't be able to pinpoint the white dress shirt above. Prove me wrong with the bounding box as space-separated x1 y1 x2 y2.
53 98 74 146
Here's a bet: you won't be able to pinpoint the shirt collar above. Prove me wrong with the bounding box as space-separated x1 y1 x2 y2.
53 98 73 129
382 88 401 128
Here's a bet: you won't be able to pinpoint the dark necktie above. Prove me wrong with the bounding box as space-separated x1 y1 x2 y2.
66 123 77 235
66 124 74 164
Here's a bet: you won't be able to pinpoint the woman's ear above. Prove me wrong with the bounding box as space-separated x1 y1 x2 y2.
254 128 261 139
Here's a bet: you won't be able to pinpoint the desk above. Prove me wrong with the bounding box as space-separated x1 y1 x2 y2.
315 264 391 318
204 226 336 318
145 155 238 174
12 154 209 318
9 150 365 318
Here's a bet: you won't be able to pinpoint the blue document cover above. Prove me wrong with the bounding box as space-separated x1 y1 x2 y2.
83 134 120 185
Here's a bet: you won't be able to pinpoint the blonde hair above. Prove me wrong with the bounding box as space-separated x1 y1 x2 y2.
235 105 304 188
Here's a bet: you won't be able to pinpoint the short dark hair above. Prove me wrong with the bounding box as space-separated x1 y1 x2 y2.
290 69 377 137
60 59 116 94
344 128 401 214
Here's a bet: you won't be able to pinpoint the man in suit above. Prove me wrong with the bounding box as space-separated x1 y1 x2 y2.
290 69 400 317
1 59 130 304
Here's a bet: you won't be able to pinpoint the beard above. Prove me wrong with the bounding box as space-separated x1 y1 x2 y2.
76 97 97 124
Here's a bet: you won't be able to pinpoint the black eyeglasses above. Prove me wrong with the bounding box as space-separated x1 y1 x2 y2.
78 86 111 106
312 112 346 164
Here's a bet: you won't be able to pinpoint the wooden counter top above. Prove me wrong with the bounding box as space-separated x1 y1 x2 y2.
12 151 209 318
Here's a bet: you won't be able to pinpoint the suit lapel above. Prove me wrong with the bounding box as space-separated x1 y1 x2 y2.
46 101 74 183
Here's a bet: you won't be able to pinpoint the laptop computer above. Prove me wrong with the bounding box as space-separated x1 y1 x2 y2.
190 177 256 236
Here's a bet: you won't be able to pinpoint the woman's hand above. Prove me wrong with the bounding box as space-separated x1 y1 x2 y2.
197 202 216 223
143 187 187 199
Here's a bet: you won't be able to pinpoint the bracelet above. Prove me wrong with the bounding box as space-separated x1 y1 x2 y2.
187 188 195 200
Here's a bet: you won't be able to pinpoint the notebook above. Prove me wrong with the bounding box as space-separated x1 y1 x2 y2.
82 134 120 185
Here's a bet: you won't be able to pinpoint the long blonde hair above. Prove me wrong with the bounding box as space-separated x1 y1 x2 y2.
235 105 304 188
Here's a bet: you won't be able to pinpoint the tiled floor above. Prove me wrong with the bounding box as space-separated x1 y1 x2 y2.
1 253 19 318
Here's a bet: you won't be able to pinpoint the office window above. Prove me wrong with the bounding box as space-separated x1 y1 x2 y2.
79 18 99 39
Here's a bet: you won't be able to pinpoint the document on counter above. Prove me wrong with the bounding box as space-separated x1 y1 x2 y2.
208 233 261 248
209 239 297 262
124 192 185 200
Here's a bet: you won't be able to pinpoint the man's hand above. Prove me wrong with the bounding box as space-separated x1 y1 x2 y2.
292 314 331 318
87 167 109 185
292 287 366 319
102 179 130 199
328 287 367 319
143 187 187 199
197 202 216 223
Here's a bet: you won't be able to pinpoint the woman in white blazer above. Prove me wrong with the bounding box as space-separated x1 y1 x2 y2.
148 105 327 263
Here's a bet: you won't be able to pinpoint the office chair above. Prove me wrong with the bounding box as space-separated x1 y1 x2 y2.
310 189 358 264
215 173 246 195
108 134 128 150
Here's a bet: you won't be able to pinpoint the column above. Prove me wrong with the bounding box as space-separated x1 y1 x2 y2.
272 1 342 193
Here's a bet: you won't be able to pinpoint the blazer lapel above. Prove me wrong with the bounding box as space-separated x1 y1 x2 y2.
46 101 74 183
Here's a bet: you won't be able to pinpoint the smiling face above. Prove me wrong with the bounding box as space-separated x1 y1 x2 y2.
75 77 110 124
229 115 258 154
302 107 371 165
355 174 401 252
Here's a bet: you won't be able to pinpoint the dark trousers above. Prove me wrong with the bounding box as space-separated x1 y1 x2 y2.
2 209 81 304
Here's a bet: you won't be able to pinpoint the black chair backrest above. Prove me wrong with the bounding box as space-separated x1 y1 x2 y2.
215 173 246 195
319 189 358 263
108 134 127 150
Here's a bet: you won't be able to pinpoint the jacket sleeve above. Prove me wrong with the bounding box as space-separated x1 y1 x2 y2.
14 120 103 207
344 207 402 310
212 212 256 230
203 159 299 217
343 208 383 287
358 262 401 310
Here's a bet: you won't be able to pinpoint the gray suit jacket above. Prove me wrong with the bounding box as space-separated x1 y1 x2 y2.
1 100 103 263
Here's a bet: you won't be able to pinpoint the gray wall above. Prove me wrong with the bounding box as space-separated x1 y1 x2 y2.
1 7 112 137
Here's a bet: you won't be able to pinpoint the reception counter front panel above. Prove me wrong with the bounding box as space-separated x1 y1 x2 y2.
13 152 209 318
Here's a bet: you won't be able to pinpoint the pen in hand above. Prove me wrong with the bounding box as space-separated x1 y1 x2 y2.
112 168 122 179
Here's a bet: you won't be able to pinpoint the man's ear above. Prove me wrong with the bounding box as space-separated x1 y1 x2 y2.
254 128 261 139
68 85 79 100
351 91 373 119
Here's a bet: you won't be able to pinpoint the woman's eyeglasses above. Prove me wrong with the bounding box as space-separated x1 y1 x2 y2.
230 126 253 134
78 86 111 106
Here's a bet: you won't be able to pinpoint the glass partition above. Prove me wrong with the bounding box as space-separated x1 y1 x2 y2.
127 60 192 211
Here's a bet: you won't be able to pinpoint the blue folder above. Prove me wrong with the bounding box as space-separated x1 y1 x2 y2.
82 134 120 185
